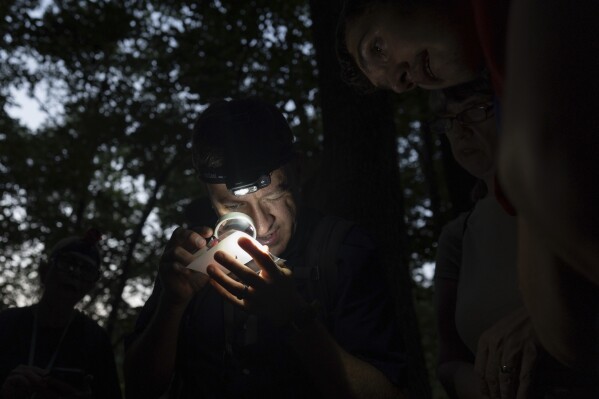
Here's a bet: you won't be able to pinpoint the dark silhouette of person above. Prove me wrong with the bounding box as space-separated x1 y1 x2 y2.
0 229 122 399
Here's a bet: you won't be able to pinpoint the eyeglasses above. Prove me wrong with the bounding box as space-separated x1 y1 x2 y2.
429 103 494 134
53 254 100 282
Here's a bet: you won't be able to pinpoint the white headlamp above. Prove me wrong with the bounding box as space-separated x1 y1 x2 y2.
230 174 271 196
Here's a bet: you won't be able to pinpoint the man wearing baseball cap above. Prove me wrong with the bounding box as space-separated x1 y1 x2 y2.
125 98 408 399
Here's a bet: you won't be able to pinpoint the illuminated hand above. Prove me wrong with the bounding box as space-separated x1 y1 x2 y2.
158 226 212 306
207 236 305 325
474 307 537 399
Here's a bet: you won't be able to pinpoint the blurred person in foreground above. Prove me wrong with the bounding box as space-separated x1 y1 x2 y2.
0 229 123 399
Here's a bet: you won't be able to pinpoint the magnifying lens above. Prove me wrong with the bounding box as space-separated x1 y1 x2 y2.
187 212 285 275
213 212 256 240
187 212 263 275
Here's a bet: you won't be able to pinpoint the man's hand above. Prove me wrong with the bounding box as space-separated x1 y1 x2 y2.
207 236 305 325
0 365 92 399
158 226 212 307
1 365 47 398
474 307 537 399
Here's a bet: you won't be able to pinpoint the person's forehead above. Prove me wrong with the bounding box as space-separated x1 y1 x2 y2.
345 10 375 68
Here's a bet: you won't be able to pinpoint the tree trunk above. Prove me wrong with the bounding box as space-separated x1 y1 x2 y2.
307 1 431 397
420 129 445 240
105 158 180 336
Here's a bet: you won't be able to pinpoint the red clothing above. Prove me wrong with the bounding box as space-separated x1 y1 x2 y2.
494 175 517 216
470 0 516 215
470 0 511 97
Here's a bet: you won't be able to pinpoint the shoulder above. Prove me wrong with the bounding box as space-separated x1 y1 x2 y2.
333 220 380 275
310 213 375 257
467 196 516 233
295 209 367 258
341 222 375 250
438 211 470 246
435 211 471 280
0 306 34 325
302 213 380 283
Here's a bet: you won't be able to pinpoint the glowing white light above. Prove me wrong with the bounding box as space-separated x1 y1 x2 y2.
232 186 258 196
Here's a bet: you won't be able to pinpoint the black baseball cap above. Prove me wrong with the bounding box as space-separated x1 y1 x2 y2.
192 98 294 194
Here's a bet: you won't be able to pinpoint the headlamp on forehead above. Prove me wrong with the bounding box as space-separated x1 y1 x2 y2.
194 99 294 196
230 174 271 196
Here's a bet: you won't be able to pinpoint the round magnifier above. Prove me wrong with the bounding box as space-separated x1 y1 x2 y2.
214 212 257 239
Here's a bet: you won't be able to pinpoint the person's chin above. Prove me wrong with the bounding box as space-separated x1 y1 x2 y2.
268 239 287 258
257 231 279 254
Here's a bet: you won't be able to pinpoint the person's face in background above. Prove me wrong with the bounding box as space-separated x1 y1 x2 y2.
344 2 480 93
439 94 497 180
43 252 99 305
207 168 297 257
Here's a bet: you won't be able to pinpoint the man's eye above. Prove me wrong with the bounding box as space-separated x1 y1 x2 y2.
371 40 385 58
224 203 243 210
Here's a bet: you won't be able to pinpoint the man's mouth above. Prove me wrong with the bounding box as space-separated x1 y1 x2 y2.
257 230 277 247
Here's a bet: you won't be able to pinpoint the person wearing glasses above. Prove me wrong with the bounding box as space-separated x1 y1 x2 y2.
430 77 593 399
430 78 530 399
337 3 599 394
0 229 122 399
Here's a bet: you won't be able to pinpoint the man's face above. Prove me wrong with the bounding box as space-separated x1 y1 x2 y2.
207 168 297 257
442 94 497 179
44 252 98 304
344 2 480 93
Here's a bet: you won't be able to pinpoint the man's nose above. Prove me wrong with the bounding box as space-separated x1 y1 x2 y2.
249 205 274 237
452 123 474 139
389 62 415 94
